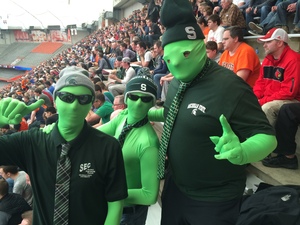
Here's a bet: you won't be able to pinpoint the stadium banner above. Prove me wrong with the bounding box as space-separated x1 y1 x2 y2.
14 30 71 43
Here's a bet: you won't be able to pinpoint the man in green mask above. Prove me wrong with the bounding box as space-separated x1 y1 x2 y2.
0 66 128 225
148 0 277 224
98 70 160 225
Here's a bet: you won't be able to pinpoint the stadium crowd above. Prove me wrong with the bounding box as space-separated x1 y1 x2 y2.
0 0 300 224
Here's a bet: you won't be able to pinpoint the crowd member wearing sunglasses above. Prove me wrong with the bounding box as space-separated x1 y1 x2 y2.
98 73 160 225
0 66 128 225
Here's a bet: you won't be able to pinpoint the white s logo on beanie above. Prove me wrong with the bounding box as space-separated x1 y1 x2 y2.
185 27 197 40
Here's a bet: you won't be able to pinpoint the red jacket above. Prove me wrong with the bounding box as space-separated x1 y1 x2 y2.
253 46 300 105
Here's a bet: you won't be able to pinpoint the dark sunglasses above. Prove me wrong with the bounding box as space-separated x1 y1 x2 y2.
56 92 94 105
127 93 153 103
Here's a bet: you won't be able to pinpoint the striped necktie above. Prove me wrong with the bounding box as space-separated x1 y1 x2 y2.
53 143 71 225
158 58 211 179
118 116 149 147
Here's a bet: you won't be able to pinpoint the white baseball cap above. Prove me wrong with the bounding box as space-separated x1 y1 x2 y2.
257 28 289 43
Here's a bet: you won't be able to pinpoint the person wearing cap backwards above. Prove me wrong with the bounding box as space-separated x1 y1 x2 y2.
148 0 277 224
253 28 300 127
98 68 160 225
0 66 128 225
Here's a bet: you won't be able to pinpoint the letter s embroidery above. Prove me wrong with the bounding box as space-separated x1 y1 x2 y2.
185 26 197 39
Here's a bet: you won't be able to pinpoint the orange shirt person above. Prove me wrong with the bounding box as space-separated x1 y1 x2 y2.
219 26 260 87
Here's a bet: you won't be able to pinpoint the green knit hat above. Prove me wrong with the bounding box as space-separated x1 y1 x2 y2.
124 73 157 106
161 0 204 47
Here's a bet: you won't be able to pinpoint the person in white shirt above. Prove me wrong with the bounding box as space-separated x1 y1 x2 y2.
108 57 136 96
207 14 225 51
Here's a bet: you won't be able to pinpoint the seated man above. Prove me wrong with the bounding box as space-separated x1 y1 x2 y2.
108 57 136 97
110 95 127 120
98 73 159 225
219 26 260 87
85 93 114 126
262 103 299 169
253 28 300 126
0 178 32 225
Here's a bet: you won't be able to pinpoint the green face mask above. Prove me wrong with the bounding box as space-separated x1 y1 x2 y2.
164 40 207 83
55 86 93 130
125 92 153 124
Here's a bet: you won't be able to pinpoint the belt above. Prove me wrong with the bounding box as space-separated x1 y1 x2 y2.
122 205 143 214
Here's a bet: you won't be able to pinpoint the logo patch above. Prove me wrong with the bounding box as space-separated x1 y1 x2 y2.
187 103 206 115
79 163 95 178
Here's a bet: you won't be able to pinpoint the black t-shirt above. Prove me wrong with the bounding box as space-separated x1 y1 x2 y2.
164 60 274 201
0 122 128 225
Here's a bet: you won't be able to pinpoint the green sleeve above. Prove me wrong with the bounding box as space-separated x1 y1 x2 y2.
240 134 277 164
148 108 165 122
104 200 124 225
124 146 160 206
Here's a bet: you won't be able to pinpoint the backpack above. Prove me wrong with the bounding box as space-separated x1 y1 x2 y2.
236 183 300 225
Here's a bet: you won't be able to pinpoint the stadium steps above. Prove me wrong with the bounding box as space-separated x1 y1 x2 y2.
0 43 72 68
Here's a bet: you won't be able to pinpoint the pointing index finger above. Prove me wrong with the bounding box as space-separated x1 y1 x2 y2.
219 114 233 134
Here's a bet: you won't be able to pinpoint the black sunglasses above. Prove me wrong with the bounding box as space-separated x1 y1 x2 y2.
56 92 94 105
127 93 153 103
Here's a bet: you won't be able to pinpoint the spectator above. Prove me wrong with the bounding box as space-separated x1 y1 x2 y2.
292 1 300 33
33 87 52 108
207 14 225 51
0 178 31 225
219 26 260 87
0 66 127 225
98 75 159 225
262 103 299 169
119 43 137 62
44 81 54 94
133 41 154 69
44 106 58 125
197 17 210 40
110 95 127 120
152 41 169 102
149 0 276 224
85 92 114 126
245 0 276 29
249 0 296 35
218 0 247 29
253 28 300 126
0 166 33 207
145 18 162 45
206 41 222 62
108 57 136 96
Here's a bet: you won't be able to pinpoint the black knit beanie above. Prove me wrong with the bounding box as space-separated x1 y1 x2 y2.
161 0 205 47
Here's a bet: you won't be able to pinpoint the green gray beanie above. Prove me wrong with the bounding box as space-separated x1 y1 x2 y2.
161 0 205 47
53 66 95 99
124 72 157 106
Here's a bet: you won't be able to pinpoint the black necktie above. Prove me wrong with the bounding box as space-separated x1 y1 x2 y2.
53 143 71 225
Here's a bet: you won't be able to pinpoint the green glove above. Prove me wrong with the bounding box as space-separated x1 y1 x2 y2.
42 123 56 133
0 97 44 127
210 114 277 165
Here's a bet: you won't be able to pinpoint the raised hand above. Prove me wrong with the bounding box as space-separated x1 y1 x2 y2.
210 114 244 165
0 98 44 126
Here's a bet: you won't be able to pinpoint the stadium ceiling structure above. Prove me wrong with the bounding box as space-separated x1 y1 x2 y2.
0 0 108 30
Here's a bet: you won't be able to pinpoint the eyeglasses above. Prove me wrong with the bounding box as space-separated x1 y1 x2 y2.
127 93 153 103
56 92 94 105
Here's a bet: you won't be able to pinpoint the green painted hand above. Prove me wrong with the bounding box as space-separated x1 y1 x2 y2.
210 114 244 165
42 123 55 133
0 98 44 127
